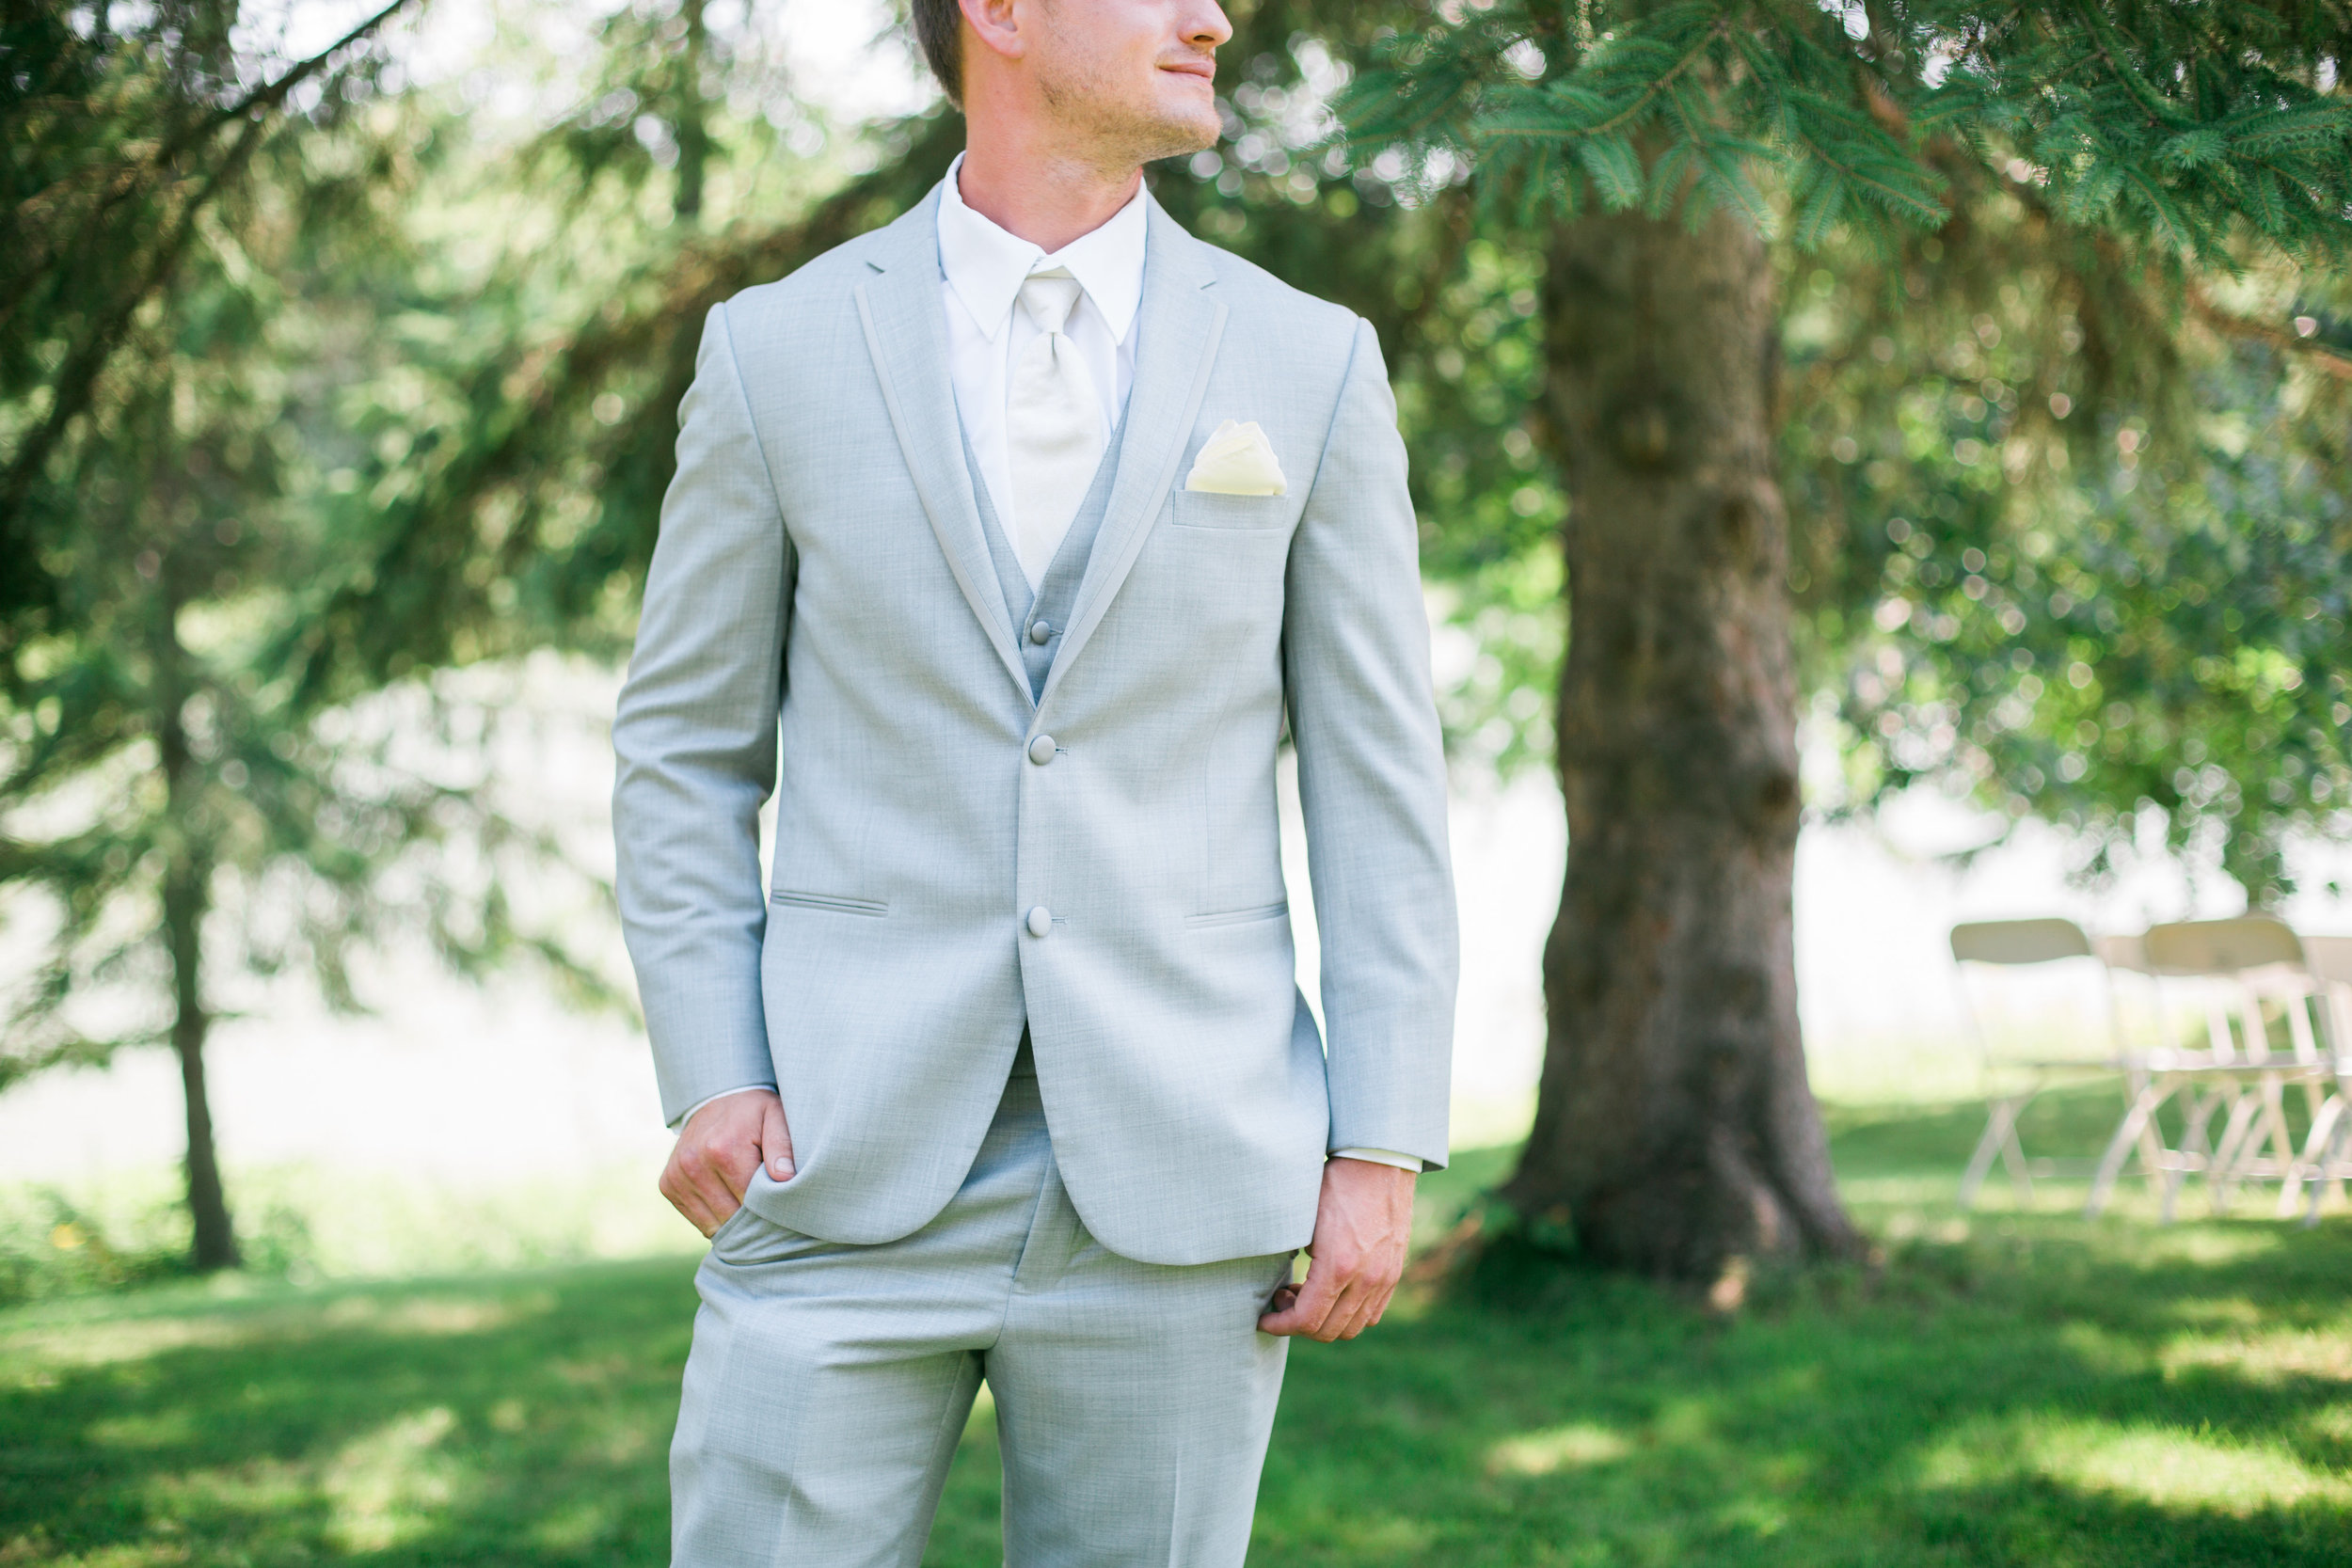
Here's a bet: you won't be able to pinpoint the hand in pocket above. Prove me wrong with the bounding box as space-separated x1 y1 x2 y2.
661 1088 795 1236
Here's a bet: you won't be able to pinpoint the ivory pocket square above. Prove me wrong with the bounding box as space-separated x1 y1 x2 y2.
1184 420 1287 497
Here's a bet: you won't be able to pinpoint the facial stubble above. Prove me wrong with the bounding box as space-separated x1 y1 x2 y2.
1032 1 1220 173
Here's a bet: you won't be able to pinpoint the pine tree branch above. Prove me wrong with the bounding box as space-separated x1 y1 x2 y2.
2071 0 2193 130
1780 120 1946 227
1579 22 1729 141
2186 287 2352 382
1 0 421 529
1483 17 1728 146
4 0 421 328
0 113 268 533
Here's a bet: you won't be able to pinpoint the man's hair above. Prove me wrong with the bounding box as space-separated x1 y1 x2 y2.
911 0 963 107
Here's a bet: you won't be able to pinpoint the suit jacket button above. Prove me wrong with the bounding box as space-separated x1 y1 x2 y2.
1025 906 1053 938
1029 620 1053 645
1027 735 1057 765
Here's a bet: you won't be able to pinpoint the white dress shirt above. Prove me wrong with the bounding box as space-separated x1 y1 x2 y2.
937 150 1142 566
675 159 1422 1177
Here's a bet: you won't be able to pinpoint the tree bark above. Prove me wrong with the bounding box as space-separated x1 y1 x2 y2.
1505 207 1861 1283
674 0 709 226
155 563 238 1273
166 861 236 1272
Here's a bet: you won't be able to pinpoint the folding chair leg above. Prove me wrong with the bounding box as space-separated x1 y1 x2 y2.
2134 1113 2170 1202
2280 1094 2344 1219
1998 1111 2037 1202
2089 1081 2169 1219
2169 1085 2232 1223
2306 1115 2351 1230
2225 1075 2296 1204
2207 1090 2265 1216
2179 1085 2224 1164
1961 1093 2035 1209
2250 1074 2296 1189
1960 1102 2007 1210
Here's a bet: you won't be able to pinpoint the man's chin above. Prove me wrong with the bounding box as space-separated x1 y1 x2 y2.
1130 104 1221 166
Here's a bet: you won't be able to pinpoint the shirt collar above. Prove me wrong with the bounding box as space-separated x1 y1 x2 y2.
936 150 1148 347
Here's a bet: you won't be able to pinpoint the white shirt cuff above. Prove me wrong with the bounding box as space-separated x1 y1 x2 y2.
671 1084 775 1133
1330 1146 1423 1173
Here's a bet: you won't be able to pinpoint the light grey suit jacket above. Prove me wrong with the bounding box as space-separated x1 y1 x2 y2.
612 181 1456 1266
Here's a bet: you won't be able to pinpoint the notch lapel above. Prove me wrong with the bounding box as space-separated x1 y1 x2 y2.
853 190 1035 707
1036 198 1226 712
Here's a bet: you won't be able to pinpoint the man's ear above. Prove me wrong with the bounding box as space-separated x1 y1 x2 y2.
959 0 1026 66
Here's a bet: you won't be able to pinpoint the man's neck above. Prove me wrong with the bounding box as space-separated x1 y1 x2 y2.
956 132 1143 256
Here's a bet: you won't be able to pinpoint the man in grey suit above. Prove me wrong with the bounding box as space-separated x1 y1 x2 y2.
611 0 1456 1561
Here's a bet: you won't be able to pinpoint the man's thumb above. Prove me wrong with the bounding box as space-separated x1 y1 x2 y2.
763 1100 795 1178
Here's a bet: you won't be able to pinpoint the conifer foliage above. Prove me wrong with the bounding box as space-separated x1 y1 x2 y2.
1343 2 2352 267
0 4 603 1274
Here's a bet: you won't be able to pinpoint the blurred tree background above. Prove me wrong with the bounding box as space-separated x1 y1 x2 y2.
3 0 2348 1286
1344 0 2352 1281
2 0 489 1273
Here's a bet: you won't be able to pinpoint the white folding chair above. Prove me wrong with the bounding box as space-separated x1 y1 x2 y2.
2085 917 2331 1219
2283 934 2352 1223
2093 930 2160 1025
1949 918 2137 1208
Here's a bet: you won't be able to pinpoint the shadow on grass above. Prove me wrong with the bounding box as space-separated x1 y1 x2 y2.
0 1261 695 1565
2 1093 2348 1566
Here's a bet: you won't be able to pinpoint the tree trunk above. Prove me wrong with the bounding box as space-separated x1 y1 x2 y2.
1505 207 1861 1284
165 861 236 1271
155 565 238 1272
674 0 709 226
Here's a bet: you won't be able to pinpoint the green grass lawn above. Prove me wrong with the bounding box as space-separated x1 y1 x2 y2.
6 1088 2350 1566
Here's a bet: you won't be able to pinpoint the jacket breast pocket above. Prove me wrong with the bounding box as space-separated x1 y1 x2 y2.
1168 489 1292 531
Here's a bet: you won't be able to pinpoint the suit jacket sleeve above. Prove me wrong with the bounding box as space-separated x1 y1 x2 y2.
612 300 794 1126
1282 315 1459 1170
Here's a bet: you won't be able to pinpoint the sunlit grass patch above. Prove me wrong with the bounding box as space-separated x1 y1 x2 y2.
318 1290 556 1337
85 1409 200 1450
320 1406 466 1552
1487 1420 1633 1475
2304 1402 2352 1472
2 1304 294 1377
0 1282 555 1384
1920 1413 2352 1515
2163 1324 2352 1386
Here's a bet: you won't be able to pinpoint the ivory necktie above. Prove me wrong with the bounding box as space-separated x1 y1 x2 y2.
1005 268 1104 589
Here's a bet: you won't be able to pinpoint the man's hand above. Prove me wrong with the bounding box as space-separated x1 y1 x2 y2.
1258 1156 1416 1341
660 1089 794 1238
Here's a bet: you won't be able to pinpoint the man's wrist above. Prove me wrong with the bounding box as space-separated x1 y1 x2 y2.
673 1084 778 1134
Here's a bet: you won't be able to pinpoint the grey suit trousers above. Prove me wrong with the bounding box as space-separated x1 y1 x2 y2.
673 1051 1296 1567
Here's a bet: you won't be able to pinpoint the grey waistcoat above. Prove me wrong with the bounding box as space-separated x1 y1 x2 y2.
966 416 1127 1080
959 417 1127 702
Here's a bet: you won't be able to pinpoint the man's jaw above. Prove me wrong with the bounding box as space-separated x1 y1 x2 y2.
1035 46 1219 174
1146 52 1221 152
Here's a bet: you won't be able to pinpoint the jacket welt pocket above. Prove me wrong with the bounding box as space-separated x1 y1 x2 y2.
1184 900 1290 928
1168 490 1290 531
770 890 889 917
